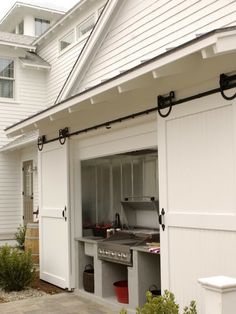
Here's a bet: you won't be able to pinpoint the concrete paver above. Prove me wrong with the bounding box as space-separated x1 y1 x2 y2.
0 293 121 314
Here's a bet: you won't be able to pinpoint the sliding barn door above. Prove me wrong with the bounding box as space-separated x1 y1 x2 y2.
39 141 72 289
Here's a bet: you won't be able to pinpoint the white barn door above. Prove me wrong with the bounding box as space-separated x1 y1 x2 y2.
39 141 72 289
158 95 236 310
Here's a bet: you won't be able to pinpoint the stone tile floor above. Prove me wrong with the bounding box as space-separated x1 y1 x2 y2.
0 292 121 314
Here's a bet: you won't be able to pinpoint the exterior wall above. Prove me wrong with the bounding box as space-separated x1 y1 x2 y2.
0 47 47 237
37 0 106 107
0 151 21 238
75 0 236 93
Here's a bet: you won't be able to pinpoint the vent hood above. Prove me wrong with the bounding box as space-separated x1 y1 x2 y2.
121 196 159 212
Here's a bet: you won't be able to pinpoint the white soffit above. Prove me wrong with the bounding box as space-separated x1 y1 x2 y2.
5 27 236 138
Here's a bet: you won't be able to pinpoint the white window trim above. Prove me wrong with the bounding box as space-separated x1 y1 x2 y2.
76 14 95 41
58 7 102 57
58 29 76 54
0 57 15 101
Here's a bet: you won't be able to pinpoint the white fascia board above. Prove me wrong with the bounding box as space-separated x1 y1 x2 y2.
56 0 123 103
5 30 234 137
0 41 36 51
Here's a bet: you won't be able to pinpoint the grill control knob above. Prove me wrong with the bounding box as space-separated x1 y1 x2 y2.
105 250 109 255
121 253 127 259
111 252 115 257
117 252 122 258
98 249 103 254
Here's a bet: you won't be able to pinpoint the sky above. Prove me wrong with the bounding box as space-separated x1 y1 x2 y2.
0 0 80 20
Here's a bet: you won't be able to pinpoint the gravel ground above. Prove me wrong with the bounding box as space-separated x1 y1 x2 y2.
0 287 47 303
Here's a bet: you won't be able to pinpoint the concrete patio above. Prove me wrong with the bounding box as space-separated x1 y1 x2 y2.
0 292 121 314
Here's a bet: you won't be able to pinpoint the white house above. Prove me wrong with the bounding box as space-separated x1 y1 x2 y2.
3 0 236 313
0 0 106 241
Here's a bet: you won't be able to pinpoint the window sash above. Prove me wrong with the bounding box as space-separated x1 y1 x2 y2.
60 30 75 51
35 18 50 36
0 79 13 98
0 58 14 98
77 15 95 39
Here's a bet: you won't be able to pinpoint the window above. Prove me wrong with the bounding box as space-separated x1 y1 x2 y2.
60 30 75 51
18 21 24 35
0 58 14 99
35 18 50 36
77 15 95 39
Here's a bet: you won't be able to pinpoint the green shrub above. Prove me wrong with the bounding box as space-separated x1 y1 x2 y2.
120 290 197 314
0 245 36 291
14 225 26 249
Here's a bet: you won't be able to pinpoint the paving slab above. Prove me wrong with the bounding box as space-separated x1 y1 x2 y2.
0 293 121 314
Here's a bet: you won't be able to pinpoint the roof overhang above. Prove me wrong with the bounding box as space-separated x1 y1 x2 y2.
0 40 36 51
5 27 236 137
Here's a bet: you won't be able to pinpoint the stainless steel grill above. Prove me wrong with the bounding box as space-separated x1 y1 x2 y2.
97 229 159 266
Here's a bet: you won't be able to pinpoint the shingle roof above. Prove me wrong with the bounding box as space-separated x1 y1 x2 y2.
19 52 51 69
0 31 35 46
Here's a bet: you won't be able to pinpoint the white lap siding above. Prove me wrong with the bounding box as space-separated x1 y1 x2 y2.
0 152 21 238
76 0 236 92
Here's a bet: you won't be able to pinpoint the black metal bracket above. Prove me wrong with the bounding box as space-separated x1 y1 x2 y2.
157 91 175 118
37 135 46 151
62 206 67 221
158 208 165 231
59 127 69 145
219 73 236 101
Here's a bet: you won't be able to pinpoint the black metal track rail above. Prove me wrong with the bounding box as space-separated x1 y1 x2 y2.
37 73 236 151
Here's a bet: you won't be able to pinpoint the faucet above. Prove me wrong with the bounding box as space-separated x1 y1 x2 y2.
114 212 121 229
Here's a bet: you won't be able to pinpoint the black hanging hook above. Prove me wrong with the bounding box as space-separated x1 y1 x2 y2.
59 127 69 145
157 91 175 118
37 135 46 151
219 73 236 101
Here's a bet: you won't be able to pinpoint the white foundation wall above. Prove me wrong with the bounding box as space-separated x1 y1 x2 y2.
21 145 39 215
158 93 236 312
0 151 21 239
37 0 106 107
76 0 236 92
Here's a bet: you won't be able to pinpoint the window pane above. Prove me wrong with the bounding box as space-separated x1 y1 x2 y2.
77 15 95 38
0 59 14 78
60 30 74 51
35 18 50 36
0 79 13 98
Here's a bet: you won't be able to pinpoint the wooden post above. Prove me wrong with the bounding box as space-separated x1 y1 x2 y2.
198 276 236 314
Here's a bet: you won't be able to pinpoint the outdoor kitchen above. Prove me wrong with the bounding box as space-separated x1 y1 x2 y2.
76 149 161 308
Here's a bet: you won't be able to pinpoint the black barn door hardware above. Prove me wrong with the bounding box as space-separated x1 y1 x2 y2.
35 72 236 148
62 206 67 221
157 91 175 118
59 127 69 145
219 73 236 100
159 208 165 231
37 135 46 151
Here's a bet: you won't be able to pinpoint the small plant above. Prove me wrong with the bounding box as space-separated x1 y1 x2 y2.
120 290 197 314
14 225 26 249
0 245 36 291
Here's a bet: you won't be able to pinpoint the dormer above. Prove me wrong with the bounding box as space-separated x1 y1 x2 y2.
0 2 65 37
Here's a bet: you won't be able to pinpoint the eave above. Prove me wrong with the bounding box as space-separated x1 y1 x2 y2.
5 26 236 137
